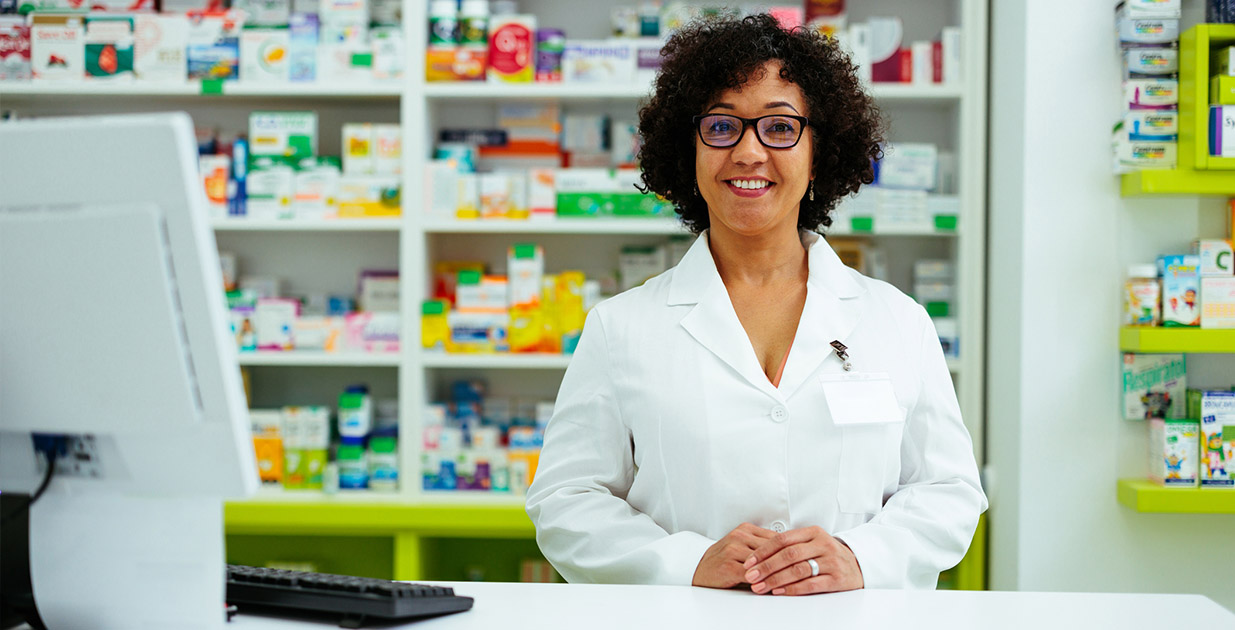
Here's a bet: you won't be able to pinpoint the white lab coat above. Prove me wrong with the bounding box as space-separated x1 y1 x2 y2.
525 229 987 589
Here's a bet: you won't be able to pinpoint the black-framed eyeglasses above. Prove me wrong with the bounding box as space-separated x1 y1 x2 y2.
692 113 810 149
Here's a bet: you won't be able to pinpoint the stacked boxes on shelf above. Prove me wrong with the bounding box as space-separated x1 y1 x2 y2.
421 380 551 494
1113 0 1181 172
0 0 402 85
831 141 958 233
1122 208 1235 330
222 253 400 354
198 112 401 221
914 260 959 359
250 385 400 492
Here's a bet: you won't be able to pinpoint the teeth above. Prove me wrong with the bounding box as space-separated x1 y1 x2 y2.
730 179 770 190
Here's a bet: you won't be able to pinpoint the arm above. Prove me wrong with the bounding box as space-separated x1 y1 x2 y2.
831 307 988 588
525 308 714 585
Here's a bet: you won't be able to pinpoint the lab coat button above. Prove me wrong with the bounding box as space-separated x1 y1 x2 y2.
771 521 786 533
769 405 788 423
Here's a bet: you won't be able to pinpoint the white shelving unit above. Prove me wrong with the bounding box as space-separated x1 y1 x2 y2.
0 0 988 506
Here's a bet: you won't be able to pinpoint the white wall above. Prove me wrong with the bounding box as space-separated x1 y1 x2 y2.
988 0 1235 612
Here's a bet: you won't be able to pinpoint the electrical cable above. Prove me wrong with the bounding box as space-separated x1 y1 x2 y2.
0 446 59 526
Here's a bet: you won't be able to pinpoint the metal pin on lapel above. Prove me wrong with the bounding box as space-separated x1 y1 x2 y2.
830 340 852 372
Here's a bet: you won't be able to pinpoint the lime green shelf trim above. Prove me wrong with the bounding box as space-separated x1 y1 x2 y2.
953 513 986 590
1120 169 1235 196
224 501 536 538
1117 479 1235 513
1119 326 1235 353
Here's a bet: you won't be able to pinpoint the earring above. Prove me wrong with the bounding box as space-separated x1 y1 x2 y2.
809 180 815 202
694 183 699 197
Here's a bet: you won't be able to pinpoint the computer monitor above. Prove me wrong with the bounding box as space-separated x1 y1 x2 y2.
0 113 259 629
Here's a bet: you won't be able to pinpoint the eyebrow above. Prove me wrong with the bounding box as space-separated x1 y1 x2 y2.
707 101 801 114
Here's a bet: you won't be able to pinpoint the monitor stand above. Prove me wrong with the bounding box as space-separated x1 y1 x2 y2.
15 494 227 630
1 493 47 630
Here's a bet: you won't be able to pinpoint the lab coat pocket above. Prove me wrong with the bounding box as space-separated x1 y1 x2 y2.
836 409 906 515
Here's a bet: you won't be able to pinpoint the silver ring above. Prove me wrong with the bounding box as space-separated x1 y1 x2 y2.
806 558 819 577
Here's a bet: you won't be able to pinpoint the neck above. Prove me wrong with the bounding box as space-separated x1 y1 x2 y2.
707 220 808 287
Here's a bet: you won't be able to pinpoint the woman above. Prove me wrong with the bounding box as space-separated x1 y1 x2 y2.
525 14 986 595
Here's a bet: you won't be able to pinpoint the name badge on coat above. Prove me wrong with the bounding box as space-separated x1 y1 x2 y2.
819 373 903 425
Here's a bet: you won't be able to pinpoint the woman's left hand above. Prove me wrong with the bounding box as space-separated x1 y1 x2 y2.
742 526 864 595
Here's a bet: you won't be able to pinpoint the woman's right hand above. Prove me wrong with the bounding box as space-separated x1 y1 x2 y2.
692 523 779 589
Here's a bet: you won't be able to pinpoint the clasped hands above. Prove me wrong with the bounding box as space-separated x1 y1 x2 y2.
692 522 863 595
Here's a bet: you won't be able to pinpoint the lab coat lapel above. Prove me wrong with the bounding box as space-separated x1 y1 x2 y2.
774 231 867 399
671 233 782 399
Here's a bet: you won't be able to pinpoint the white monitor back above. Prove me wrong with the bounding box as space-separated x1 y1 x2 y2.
0 112 258 499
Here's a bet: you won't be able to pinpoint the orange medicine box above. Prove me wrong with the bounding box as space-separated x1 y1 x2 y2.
250 409 284 483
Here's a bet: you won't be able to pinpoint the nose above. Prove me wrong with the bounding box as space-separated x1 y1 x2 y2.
729 123 768 166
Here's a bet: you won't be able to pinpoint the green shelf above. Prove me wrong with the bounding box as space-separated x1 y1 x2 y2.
224 500 535 538
1120 326 1235 353
1120 168 1235 196
1117 479 1235 513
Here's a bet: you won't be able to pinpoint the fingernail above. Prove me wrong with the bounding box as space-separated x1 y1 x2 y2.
752 582 766 593
772 588 785 595
745 569 759 582
744 556 756 568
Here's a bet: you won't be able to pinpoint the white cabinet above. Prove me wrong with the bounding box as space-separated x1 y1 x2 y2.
0 0 987 505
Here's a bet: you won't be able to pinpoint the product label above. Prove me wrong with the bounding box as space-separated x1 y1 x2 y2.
489 21 531 76
1122 353 1187 420
0 22 31 81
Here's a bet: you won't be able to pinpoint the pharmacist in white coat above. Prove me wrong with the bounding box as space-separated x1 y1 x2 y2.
526 15 986 595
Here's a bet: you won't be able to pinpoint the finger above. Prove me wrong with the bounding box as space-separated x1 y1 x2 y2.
749 553 815 594
771 573 851 596
743 528 815 569
745 541 822 589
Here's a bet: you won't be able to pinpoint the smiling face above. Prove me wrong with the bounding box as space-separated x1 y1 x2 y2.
695 61 814 239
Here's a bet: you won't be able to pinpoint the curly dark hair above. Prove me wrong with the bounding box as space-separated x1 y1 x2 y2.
637 14 884 234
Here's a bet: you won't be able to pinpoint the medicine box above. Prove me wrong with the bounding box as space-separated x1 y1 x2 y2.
1116 9 1179 46
1123 47 1177 77
246 156 296 219
1148 418 1198 487
487 14 535 82
1112 133 1176 170
255 298 298 350
342 122 374 174
84 16 134 80
1201 277 1235 328
133 14 188 82
1210 105 1235 157
1194 239 1234 276
373 124 402 175
1120 0 1181 19
934 317 959 358
240 27 289 82
1123 78 1178 109
876 143 937 191
288 12 317 81
1124 109 1177 140
1218 46 1235 77
0 17 31 81
336 175 400 217
1199 392 1235 488
1212 75 1235 106
619 245 666 292
359 270 399 312
250 111 317 159
1122 353 1186 420
30 14 84 81
562 40 634 83
292 156 340 219
186 10 242 82
1159 254 1201 326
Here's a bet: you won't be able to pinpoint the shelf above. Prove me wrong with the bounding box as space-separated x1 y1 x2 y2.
1119 169 1235 196
0 81 401 98
420 353 573 369
1116 479 1235 513
237 352 401 367
422 218 687 235
224 498 534 537
213 218 402 232
422 81 962 102
827 226 959 238
1119 326 1235 353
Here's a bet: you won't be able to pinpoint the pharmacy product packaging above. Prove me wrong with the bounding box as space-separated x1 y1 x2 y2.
866 16 904 82
1112 127 1177 171
200 154 230 218
373 124 402 175
336 175 400 217
250 110 317 159
231 0 290 26
359 270 399 312
1116 6 1179 46
1123 47 1178 78
292 156 340 219
30 14 84 81
84 15 134 80
876 142 938 190
1124 109 1178 140
1121 0 1181 18
487 14 535 82
1211 105 1235 157
246 156 296 219
132 14 188 82
1159 254 1201 326
342 123 374 174
562 39 634 83
1148 418 1199 487
1123 78 1178 109
186 10 243 81
255 297 299 350
0 17 31 81
240 27 289 82
287 12 316 81
1195 239 1234 276
1122 353 1187 420
1201 277 1235 328
1200 392 1235 488
370 25 404 80
619 245 667 292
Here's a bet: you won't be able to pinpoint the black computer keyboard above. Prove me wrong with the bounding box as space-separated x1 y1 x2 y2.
225 564 473 628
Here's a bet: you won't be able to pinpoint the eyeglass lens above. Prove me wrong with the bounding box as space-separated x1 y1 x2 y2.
697 114 803 148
